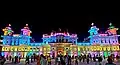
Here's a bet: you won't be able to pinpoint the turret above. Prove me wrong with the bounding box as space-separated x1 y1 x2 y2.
2 24 13 36
88 23 99 36
21 24 32 36
106 23 118 35
20 24 32 45
2 24 13 45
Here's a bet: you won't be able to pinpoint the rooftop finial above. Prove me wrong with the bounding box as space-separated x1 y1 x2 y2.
109 22 112 26
91 23 94 26
9 24 11 26
26 24 28 26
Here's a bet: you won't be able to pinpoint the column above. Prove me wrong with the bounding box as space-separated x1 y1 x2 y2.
12 37 15 45
19 37 22 45
27 37 30 45
106 37 109 44
8 36 11 45
15 37 19 45
110 37 113 44
3 36 7 45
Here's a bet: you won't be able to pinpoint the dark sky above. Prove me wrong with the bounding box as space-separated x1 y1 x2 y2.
0 15 120 42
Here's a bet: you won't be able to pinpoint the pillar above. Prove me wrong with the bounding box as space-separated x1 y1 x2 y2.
12 37 14 45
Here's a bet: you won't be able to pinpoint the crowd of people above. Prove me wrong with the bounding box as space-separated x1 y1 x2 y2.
36 53 119 65
0 53 119 65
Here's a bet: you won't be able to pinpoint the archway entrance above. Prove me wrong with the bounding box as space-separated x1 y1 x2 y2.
57 47 64 55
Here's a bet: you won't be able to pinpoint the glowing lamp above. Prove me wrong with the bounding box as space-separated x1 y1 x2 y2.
26 24 28 26
103 47 106 51
99 47 102 51
9 24 11 26
91 23 94 26
107 46 110 51
96 46 100 51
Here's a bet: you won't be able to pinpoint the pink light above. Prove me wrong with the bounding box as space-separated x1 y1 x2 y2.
70 34 77 37
99 34 108 36
26 24 28 26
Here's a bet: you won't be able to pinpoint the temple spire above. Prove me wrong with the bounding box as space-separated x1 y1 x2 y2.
26 24 28 26
109 22 115 29
109 22 112 26
91 23 94 26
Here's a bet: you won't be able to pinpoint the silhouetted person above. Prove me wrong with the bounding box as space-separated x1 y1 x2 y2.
108 56 113 64
60 55 65 65
0 56 6 65
9 55 11 61
105 56 116 65
98 56 102 65
86 55 89 64
47 55 51 65
79 55 82 62
75 56 78 65
93 55 96 62
26 56 29 64
57 55 61 65
31 55 33 63
14 56 17 63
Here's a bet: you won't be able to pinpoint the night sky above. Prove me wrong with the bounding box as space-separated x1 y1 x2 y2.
0 15 120 42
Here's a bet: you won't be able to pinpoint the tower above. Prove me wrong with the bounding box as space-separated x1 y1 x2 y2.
88 23 99 44
2 24 13 45
20 24 32 45
106 23 118 35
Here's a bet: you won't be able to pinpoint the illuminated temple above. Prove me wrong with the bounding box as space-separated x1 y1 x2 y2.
1 23 120 58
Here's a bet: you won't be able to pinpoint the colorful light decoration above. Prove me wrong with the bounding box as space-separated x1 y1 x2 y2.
1 23 120 58
88 23 99 36
106 23 119 35
42 31 78 44
21 24 32 36
2 24 14 36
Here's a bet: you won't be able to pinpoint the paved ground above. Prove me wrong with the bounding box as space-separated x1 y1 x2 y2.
4 59 120 65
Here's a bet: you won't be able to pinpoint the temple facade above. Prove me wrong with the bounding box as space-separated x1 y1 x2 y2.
1 23 120 58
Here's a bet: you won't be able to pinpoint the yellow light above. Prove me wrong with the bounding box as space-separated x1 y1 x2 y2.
18 47 21 51
27 47 31 51
90 46 93 51
40 47 42 51
96 46 100 51
10 47 13 51
21 47 24 51
44 48 46 51
116 46 119 51
74 48 76 51
107 46 110 51
99 46 102 51
93 46 96 51
112 46 116 51
14 47 18 51
3 29 8 35
78 47 80 51
85 46 88 51
47 48 50 51
2 47 5 51
103 47 106 51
